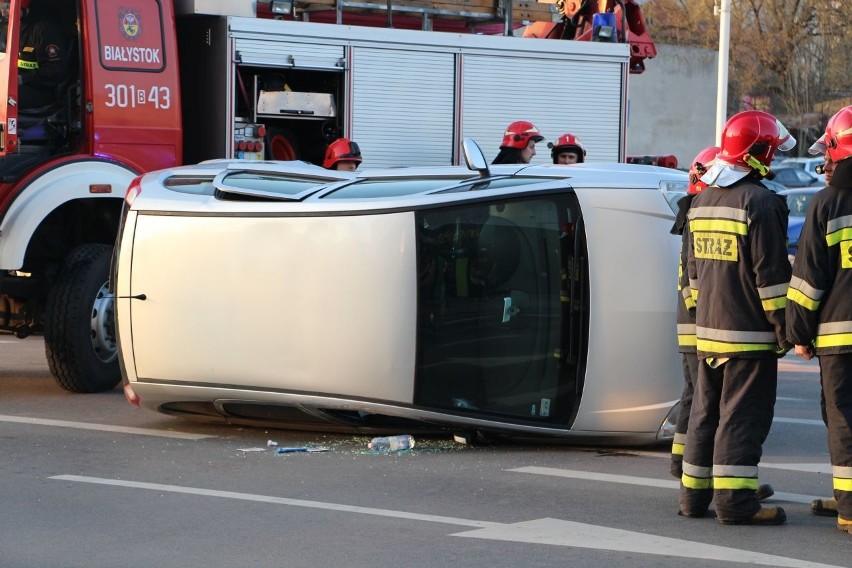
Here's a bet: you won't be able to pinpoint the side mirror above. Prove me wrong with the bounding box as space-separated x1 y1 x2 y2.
462 137 490 178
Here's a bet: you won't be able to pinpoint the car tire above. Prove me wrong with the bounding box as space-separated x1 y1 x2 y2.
44 244 120 393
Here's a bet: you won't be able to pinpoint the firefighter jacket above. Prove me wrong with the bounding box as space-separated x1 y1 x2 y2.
672 195 696 353
787 159 852 353
18 11 69 109
686 179 792 358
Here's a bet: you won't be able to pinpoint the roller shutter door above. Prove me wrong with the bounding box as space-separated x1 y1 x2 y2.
461 55 625 164
351 48 455 167
234 38 344 70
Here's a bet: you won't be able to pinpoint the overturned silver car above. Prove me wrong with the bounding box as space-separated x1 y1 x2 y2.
113 142 686 445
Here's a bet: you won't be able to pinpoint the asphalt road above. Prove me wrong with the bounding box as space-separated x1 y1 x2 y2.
0 336 848 568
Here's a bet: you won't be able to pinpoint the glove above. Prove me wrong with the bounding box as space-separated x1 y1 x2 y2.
775 340 793 357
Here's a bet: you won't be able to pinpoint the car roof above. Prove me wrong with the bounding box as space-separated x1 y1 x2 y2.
153 159 687 201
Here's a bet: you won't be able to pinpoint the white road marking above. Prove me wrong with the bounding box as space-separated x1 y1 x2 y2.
0 414 213 440
593 450 833 476
774 417 826 426
453 518 846 568
508 466 820 504
760 463 833 474
776 396 807 401
52 474 844 568
512 465 678 489
49 475 497 528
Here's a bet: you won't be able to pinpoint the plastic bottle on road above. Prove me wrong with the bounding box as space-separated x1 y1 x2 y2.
368 434 415 451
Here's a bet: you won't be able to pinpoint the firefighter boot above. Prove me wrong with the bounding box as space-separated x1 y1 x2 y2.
756 484 774 501
717 506 786 526
838 516 852 535
678 487 712 518
811 497 838 517
671 459 683 479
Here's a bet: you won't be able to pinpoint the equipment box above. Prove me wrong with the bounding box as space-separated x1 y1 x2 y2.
256 91 337 119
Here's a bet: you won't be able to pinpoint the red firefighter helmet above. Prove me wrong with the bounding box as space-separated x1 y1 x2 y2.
549 133 586 163
500 121 544 150
718 110 795 173
687 146 720 195
322 138 362 169
824 105 852 163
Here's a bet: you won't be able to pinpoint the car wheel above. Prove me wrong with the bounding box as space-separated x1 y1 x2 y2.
44 244 120 393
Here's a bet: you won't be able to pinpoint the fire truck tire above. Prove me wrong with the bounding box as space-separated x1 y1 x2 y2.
266 128 300 161
44 244 120 393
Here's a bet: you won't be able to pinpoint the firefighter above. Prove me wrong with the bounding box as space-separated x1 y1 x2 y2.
680 110 795 525
800 132 839 519
492 121 544 164
323 138 362 171
549 133 586 165
786 105 852 535
671 145 776 500
670 145 717 478
16 0 70 111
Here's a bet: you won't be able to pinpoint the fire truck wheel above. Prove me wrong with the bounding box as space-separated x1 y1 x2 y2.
44 244 120 393
266 127 299 161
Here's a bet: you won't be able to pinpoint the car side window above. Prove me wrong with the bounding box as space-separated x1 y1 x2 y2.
413 193 588 425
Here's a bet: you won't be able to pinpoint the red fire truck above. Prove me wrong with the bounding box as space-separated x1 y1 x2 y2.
0 0 655 393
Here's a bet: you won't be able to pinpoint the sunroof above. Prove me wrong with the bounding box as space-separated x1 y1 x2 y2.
214 171 333 201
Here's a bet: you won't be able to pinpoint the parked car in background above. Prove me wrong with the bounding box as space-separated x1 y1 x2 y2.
771 154 790 169
779 157 826 183
112 141 687 445
762 178 787 194
772 166 824 189
779 187 821 257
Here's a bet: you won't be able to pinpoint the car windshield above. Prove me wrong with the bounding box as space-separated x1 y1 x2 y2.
322 178 466 198
786 192 813 216
322 177 545 199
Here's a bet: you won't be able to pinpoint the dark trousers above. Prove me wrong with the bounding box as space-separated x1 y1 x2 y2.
817 354 852 520
680 357 777 521
671 352 698 477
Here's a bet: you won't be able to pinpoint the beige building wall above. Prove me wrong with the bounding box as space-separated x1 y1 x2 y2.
626 44 718 170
